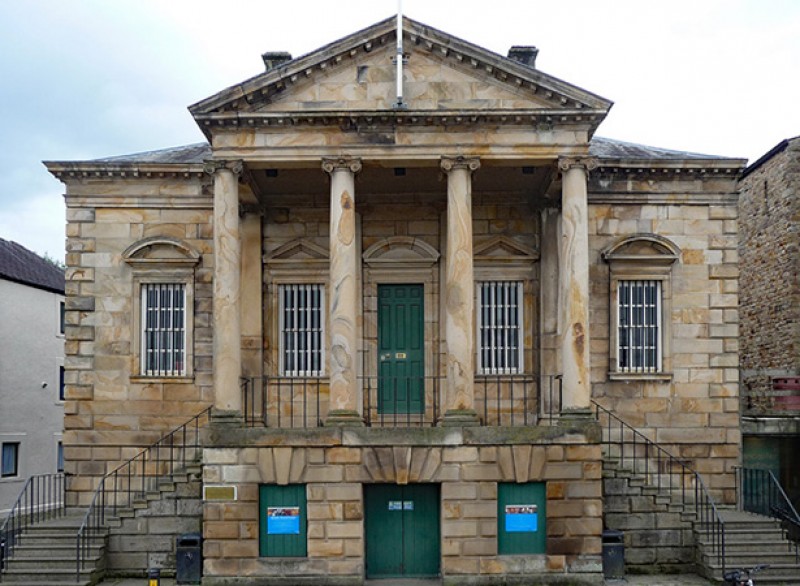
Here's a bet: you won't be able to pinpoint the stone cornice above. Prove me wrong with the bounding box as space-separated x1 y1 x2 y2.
193 109 605 134
44 161 206 182
592 161 744 179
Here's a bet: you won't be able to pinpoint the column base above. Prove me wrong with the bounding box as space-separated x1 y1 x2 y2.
559 407 594 420
439 409 481 427
324 409 365 427
210 408 243 426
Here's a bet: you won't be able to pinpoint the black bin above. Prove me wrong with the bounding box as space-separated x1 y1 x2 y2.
176 533 202 584
602 529 624 579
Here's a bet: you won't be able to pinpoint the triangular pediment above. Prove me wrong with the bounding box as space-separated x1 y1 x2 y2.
265 239 328 263
190 16 612 120
474 236 539 263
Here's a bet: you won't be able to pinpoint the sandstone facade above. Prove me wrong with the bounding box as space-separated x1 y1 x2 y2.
45 16 745 584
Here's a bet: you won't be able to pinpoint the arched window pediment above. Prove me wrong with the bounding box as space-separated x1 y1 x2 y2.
602 234 680 266
362 236 439 269
123 237 201 269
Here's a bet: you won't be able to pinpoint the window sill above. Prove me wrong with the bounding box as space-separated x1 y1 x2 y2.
130 376 194 384
608 372 673 382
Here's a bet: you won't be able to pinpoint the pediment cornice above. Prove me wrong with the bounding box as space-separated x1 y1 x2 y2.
189 16 612 127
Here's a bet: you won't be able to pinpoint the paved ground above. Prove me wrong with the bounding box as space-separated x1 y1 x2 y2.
98 574 716 586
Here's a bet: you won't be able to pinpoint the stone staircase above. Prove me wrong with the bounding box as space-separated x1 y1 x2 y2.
696 509 800 585
603 458 800 584
0 463 202 586
0 511 105 586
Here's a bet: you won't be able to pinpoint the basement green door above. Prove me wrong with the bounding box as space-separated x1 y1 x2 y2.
377 284 424 414
364 484 440 578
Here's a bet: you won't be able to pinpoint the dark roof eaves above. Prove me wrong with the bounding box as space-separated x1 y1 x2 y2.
741 136 800 179
1 273 65 295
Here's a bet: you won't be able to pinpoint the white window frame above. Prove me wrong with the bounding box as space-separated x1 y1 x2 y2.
279 284 325 377
476 280 524 375
140 283 188 377
616 279 662 373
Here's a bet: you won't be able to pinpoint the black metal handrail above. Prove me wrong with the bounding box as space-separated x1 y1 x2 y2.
736 467 800 562
75 406 211 581
592 400 727 575
0 473 67 575
242 373 562 428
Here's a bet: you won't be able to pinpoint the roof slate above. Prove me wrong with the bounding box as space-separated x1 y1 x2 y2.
82 137 733 166
0 238 65 294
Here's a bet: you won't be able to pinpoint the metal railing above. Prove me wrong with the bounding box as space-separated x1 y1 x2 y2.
0 473 67 575
242 376 326 428
592 401 727 574
75 407 211 581
242 373 562 428
737 467 800 562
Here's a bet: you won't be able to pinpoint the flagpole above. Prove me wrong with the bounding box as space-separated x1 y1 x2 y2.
395 0 406 109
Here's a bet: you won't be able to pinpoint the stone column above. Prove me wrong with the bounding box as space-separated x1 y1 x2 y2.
440 156 480 426
322 157 364 426
208 160 244 418
558 157 597 416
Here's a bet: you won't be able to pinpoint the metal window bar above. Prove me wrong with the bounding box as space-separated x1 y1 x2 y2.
141 284 186 376
618 280 660 373
477 281 522 375
280 284 324 377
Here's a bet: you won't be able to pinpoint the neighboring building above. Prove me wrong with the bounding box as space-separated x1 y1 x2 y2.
0 239 65 513
45 17 745 584
738 135 800 509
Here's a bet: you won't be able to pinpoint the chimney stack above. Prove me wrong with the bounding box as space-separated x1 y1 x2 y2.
507 46 538 68
262 51 292 71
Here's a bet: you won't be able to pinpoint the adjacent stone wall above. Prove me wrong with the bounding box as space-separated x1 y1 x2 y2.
588 170 741 503
201 425 602 585
61 173 214 503
738 139 800 401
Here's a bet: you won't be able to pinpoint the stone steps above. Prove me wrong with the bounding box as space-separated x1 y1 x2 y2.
0 462 202 586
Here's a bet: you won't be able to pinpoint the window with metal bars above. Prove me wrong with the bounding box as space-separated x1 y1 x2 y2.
477 281 523 375
141 283 187 376
617 280 662 373
280 284 324 377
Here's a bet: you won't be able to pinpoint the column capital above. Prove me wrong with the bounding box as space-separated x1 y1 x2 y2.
204 159 244 176
322 157 362 175
557 157 598 173
440 155 480 173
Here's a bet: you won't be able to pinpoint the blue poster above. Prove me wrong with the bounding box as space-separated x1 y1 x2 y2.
505 505 538 532
267 506 300 534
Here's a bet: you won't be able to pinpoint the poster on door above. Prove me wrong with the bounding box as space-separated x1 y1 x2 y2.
266 506 300 534
504 504 538 532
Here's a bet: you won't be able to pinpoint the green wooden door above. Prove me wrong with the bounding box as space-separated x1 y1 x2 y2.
378 284 424 414
259 484 307 557
364 484 440 578
497 482 547 555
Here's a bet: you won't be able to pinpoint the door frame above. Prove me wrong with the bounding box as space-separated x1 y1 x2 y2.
362 237 440 423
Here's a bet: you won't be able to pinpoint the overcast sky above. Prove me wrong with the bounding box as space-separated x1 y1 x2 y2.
1 0 798 259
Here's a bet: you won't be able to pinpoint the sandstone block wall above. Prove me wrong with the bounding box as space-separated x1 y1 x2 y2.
738 139 800 400
62 175 214 503
106 468 202 576
201 426 602 585
588 171 741 503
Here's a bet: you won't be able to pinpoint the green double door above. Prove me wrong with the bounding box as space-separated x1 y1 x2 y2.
364 484 440 578
378 284 424 414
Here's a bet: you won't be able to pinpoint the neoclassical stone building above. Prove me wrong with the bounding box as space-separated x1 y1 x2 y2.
46 16 745 585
